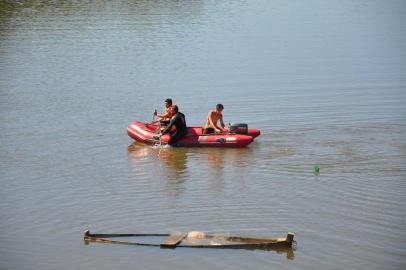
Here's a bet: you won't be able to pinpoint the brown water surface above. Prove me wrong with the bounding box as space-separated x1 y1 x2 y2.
1 1 405 269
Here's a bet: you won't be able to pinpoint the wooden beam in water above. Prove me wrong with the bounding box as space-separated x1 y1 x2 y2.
286 232 295 244
160 232 187 248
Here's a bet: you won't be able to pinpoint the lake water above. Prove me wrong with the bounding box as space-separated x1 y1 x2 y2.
1 1 405 269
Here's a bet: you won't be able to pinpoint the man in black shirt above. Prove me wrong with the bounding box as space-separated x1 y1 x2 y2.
160 105 187 146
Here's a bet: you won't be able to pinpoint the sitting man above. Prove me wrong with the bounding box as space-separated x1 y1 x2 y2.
203 104 226 134
154 98 174 127
160 105 187 146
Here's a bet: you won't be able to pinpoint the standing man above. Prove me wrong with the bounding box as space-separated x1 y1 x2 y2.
154 98 174 126
160 105 187 146
203 104 226 134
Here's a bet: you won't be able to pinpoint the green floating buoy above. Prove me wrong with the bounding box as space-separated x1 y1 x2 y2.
313 165 320 175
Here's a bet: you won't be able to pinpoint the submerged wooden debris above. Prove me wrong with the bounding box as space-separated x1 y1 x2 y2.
84 230 295 253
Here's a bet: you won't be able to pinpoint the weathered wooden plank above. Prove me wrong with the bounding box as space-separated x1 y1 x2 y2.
286 232 295 244
84 229 294 250
160 232 187 248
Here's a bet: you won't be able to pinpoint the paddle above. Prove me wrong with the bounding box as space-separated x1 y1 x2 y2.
151 109 158 123
149 109 163 135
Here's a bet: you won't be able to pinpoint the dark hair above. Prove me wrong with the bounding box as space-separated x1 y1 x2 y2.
172 105 179 113
165 98 173 105
216 104 224 110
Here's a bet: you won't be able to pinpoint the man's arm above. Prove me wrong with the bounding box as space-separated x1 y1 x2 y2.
161 116 176 135
219 115 225 129
156 112 170 119
155 108 172 119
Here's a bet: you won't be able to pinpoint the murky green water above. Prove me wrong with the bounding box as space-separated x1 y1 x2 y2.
1 1 405 269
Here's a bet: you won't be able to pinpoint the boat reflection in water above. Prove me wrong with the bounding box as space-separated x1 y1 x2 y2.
127 142 258 195
127 142 188 179
127 142 189 196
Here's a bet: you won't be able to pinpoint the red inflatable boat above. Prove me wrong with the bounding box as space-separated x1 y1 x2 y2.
127 122 260 148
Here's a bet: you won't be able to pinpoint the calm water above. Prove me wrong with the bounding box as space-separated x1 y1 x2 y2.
1 1 406 269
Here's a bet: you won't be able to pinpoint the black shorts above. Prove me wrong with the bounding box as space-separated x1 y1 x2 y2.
203 128 215 134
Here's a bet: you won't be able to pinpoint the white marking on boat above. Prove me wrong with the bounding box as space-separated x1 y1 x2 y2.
130 124 151 137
